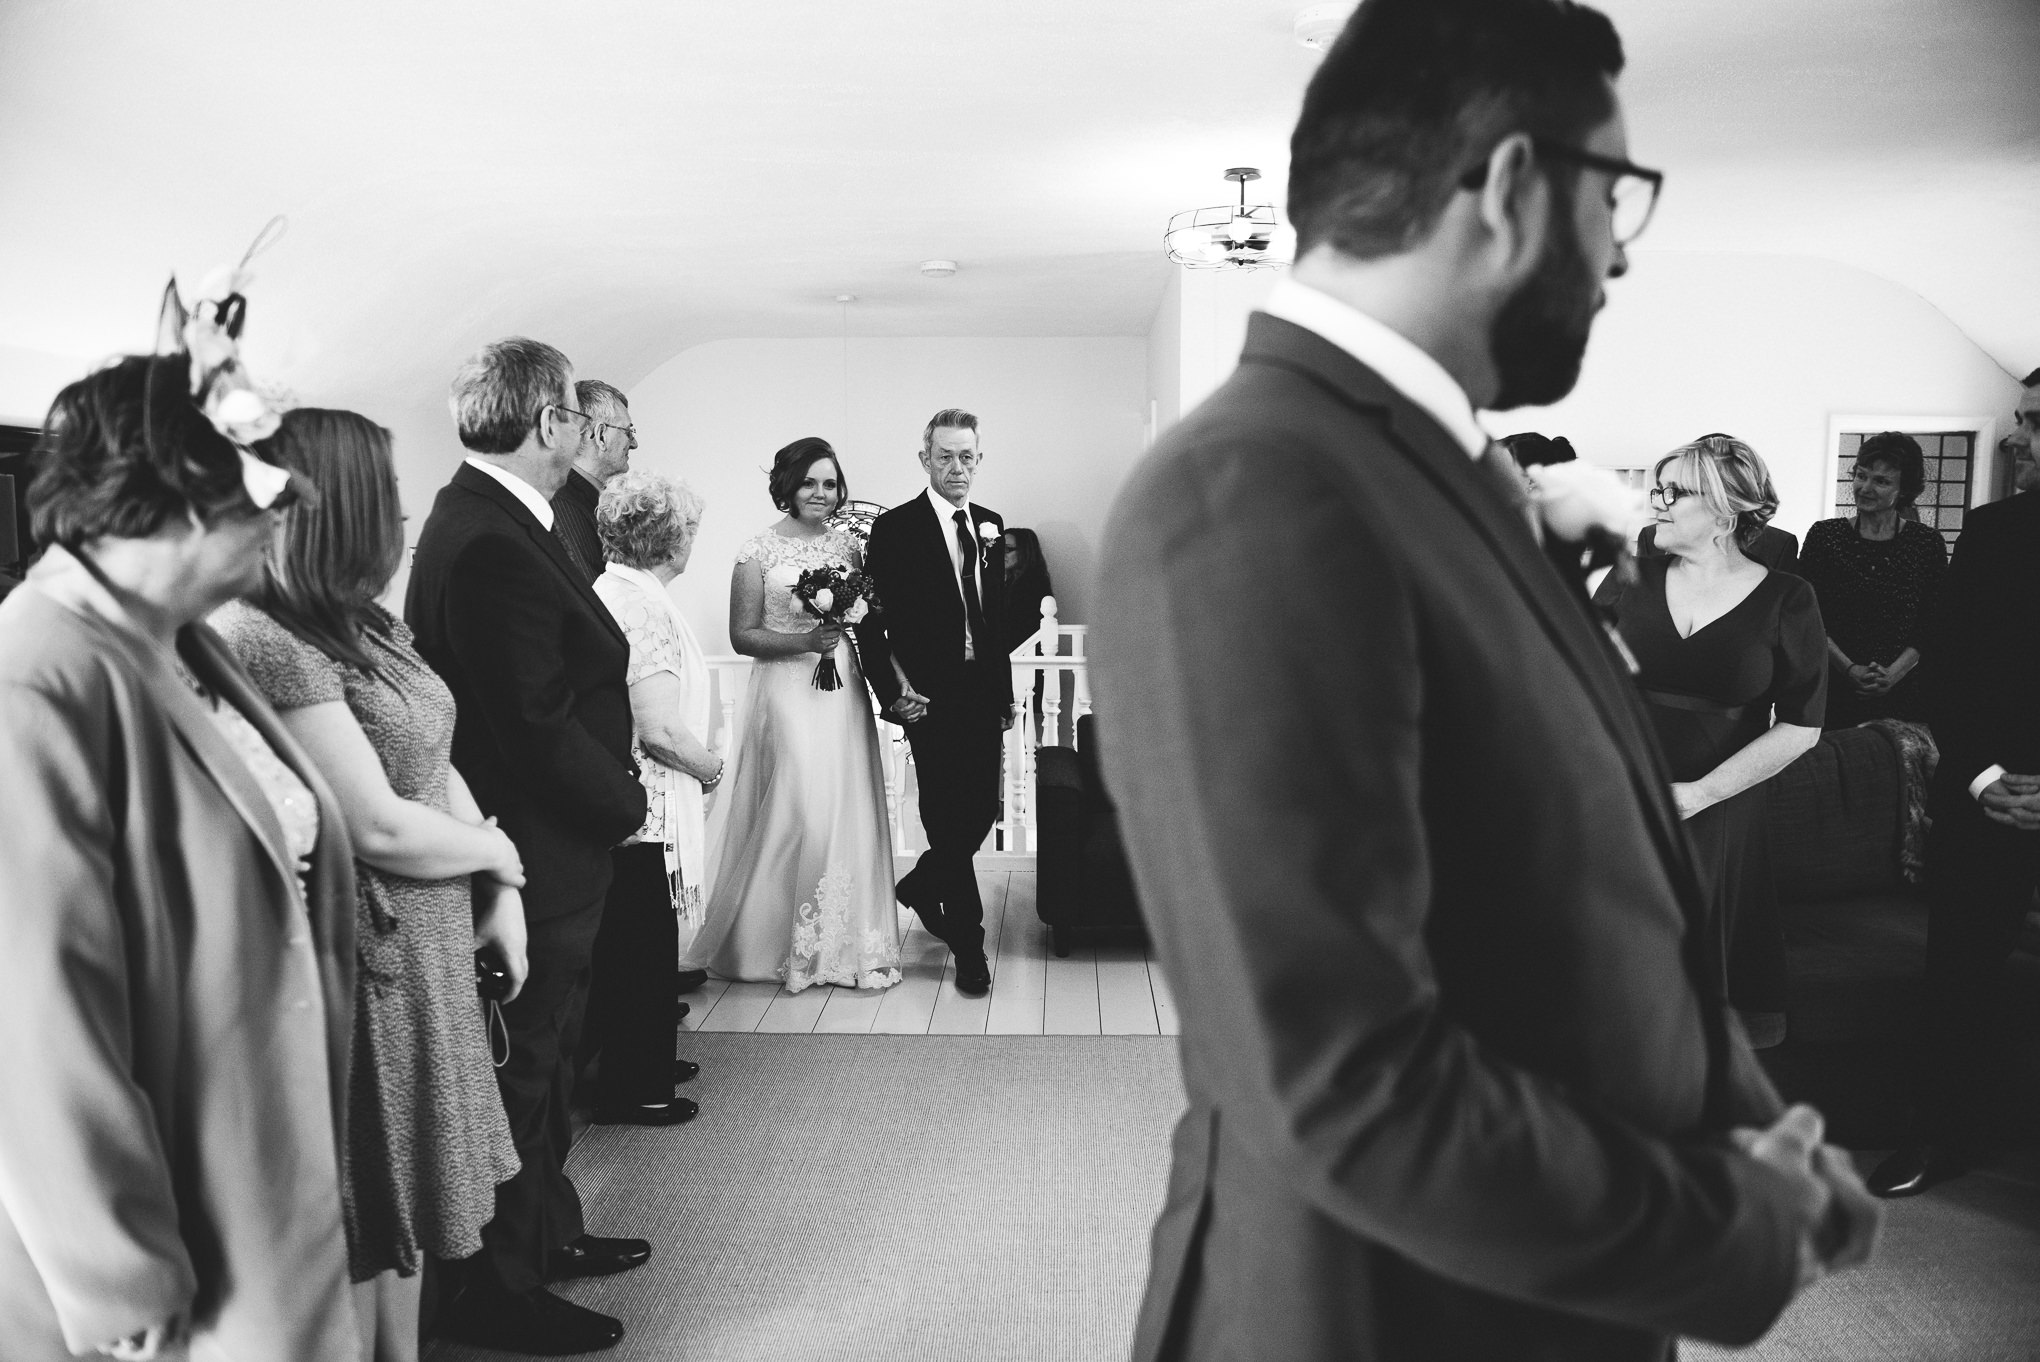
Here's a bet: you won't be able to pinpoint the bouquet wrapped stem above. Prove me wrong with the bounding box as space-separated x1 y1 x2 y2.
793 565 876 691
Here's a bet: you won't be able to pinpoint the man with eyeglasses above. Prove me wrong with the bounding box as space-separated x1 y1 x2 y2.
407 339 651 1354
1093 2 1875 1359
549 379 635 585
854 407 1013 999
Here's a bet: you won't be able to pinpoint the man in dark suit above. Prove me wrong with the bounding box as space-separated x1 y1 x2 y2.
549 378 633 585
854 408 1013 997
1092 3 1876 1359
405 338 650 1354
1871 367 2040 1197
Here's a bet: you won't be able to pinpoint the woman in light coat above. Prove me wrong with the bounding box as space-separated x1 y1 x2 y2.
0 355 361 1361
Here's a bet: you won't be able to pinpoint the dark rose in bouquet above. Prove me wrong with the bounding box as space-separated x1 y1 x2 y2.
793 564 876 691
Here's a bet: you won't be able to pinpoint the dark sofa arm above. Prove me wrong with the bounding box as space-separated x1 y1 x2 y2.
1768 724 1906 903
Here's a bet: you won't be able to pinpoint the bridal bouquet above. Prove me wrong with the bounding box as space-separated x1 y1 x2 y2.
792 564 875 691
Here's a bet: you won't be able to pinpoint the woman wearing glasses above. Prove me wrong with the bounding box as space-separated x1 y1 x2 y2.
1609 435 1826 1050
684 437 902 993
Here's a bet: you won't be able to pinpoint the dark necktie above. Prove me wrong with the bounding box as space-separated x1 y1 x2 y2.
953 509 988 660
553 520 593 579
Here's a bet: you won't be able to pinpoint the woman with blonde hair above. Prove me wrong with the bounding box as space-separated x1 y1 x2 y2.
214 406 524 1361
1606 434 1827 1049
585 468 718 1125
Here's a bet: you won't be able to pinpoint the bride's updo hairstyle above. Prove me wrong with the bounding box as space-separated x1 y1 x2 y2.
1653 433 1779 552
768 436 848 514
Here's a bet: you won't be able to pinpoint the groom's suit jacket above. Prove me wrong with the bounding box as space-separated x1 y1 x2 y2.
404 461 646 921
1093 315 1806 1362
856 494 1014 720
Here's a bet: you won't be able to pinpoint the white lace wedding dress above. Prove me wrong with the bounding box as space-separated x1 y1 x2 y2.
685 527 903 991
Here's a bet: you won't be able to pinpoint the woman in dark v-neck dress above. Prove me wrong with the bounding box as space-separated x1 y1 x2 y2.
1610 437 1827 1048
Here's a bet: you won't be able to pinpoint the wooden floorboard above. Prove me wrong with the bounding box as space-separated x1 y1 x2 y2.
869 904 945 1034
812 982 887 1034
695 980 779 1033
1149 955 1182 1037
677 975 731 1034
1097 942 1160 1036
755 979 834 1033
1043 942 1101 1035
986 874 1047 1035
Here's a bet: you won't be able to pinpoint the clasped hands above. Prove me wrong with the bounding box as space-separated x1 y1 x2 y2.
1980 772 2040 831
1843 658 1909 696
1732 1104 1879 1290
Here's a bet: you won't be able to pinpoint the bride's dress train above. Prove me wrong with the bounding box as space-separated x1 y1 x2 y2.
685 528 902 992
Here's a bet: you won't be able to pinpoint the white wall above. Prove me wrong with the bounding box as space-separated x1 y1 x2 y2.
626 336 1147 652
1491 252 2022 538
1146 266 1280 438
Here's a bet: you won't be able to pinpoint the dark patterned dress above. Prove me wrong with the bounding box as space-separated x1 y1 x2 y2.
1611 559 1827 1015
1796 516 1946 728
214 601 518 1281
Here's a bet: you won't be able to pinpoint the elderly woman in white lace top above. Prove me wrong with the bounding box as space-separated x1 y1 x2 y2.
585 470 718 1124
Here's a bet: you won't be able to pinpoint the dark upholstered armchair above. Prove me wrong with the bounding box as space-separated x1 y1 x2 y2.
1034 714 1145 957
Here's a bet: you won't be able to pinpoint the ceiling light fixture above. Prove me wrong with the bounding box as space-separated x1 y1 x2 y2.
1292 3 1354 51
919 259 957 277
1164 168 1284 271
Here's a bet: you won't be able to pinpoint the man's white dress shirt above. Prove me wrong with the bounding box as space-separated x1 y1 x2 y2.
465 456 555 530
924 484 986 661
1261 279 1489 462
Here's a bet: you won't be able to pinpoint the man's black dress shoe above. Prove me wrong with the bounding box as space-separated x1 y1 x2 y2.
673 1058 700 1085
954 950 991 998
1867 1143 1968 1198
439 1281 624 1354
677 967 708 994
592 1096 700 1127
548 1233 653 1281
676 1001 690 1022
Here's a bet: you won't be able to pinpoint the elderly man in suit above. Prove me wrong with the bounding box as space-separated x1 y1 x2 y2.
406 338 650 1354
1092 2 1877 1358
1871 367 2040 1197
854 408 1012 998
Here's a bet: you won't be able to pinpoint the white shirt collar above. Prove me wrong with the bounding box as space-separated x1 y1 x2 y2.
464 456 555 530
924 484 970 524
1261 279 1489 461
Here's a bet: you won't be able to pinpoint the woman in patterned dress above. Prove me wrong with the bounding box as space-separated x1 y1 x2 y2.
214 408 523 1362
684 437 903 991
1796 431 1948 729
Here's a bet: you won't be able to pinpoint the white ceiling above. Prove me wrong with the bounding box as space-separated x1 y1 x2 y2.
1 0 2034 417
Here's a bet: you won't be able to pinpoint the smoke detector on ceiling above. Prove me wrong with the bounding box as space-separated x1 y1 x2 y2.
919 259 958 278
1293 3 1354 51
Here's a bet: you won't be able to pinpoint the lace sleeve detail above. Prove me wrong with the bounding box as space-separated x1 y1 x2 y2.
593 574 682 684
734 532 770 567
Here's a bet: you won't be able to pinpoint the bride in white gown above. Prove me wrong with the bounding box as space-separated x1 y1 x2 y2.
685 438 903 991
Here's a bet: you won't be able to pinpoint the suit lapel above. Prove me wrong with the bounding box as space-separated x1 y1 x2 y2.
451 463 629 650
1242 315 1700 899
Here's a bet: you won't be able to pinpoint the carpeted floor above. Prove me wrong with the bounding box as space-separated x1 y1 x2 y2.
429 1034 1182 1362
425 1031 2040 1362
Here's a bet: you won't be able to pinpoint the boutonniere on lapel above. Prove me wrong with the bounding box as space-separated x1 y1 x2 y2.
976 519 1000 567
1523 461 1648 673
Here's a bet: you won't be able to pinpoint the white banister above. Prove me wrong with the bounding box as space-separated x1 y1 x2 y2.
699 599 1089 863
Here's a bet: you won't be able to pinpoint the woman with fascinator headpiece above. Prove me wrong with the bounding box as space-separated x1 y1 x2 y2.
0 349 363 1358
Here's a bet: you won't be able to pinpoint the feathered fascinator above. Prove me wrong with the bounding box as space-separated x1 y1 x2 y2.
154 216 297 509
